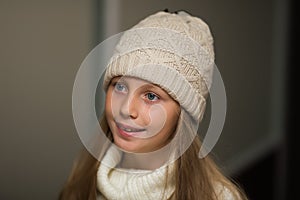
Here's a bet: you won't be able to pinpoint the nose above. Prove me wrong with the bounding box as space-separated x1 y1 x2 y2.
119 93 138 119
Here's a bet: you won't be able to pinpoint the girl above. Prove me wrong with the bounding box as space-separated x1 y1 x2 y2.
60 10 248 200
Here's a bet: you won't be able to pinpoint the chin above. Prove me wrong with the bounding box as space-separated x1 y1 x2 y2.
113 136 141 153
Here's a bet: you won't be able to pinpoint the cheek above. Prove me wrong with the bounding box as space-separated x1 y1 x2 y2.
143 104 167 137
164 106 180 131
105 90 113 118
148 105 166 123
105 89 124 118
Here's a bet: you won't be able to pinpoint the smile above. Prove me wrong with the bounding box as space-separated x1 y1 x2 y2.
116 122 146 132
116 122 146 136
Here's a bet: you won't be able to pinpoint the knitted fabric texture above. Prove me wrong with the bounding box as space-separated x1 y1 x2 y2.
97 145 175 200
103 11 215 122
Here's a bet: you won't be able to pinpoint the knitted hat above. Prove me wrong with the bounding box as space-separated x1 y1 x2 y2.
103 11 215 122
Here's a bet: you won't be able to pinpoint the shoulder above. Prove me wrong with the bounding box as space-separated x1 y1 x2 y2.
96 191 107 200
214 182 241 200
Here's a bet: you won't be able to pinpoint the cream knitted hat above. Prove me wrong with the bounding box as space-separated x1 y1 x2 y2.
103 11 215 122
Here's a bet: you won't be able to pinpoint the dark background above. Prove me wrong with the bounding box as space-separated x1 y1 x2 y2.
236 0 297 199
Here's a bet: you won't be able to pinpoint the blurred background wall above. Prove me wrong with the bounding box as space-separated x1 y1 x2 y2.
0 0 293 199
0 1 98 199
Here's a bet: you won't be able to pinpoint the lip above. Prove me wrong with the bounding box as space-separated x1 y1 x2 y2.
115 122 146 138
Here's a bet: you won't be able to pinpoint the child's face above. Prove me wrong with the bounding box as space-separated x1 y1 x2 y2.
105 76 180 153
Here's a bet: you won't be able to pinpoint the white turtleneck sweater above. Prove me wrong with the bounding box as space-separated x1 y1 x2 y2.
96 145 238 200
96 145 175 200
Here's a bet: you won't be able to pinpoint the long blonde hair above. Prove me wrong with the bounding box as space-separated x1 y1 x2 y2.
59 110 247 200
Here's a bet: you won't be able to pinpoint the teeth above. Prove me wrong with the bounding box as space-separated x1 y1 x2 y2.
117 122 145 132
122 128 138 132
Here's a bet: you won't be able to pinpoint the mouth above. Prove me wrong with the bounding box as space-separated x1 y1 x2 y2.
115 122 146 137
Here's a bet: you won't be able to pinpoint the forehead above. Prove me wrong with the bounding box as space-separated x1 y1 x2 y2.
110 76 179 104
112 76 159 88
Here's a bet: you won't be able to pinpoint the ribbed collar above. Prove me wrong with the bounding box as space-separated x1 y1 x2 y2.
96 145 175 200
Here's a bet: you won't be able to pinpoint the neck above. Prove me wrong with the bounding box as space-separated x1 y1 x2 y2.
119 146 172 170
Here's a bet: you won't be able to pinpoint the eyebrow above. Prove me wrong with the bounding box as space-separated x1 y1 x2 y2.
112 77 164 93
110 77 125 85
140 84 169 98
141 84 158 89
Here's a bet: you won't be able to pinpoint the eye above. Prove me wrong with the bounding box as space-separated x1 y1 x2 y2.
114 82 127 93
145 92 159 101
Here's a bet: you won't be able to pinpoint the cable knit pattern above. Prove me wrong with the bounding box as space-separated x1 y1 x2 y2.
134 11 214 57
103 11 215 122
97 145 175 200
